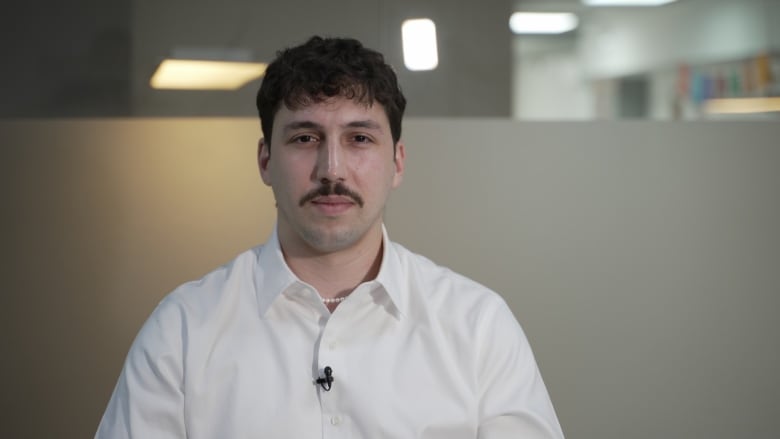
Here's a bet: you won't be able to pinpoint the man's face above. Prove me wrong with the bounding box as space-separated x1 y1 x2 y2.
259 96 405 255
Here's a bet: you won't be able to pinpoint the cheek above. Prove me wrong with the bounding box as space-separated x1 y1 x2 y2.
354 161 397 195
273 157 311 185
269 169 302 203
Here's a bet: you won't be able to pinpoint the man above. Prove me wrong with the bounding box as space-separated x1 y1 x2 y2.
96 36 564 438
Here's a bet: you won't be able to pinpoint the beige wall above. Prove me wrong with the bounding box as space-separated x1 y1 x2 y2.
2 119 779 438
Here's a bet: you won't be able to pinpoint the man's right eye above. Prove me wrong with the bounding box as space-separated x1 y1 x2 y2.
292 135 318 144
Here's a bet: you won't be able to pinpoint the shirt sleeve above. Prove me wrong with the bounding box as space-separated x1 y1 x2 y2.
95 296 187 438
476 297 565 439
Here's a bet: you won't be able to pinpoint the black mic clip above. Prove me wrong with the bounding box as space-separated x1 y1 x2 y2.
315 366 334 391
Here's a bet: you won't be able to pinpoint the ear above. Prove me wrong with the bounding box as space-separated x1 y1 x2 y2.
392 141 406 188
258 138 272 186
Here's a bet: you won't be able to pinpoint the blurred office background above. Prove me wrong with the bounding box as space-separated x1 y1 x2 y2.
2 0 778 120
2 1 779 439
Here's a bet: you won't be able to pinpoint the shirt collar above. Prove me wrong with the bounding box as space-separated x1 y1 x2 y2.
374 224 407 319
253 224 408 318
253 225 299 316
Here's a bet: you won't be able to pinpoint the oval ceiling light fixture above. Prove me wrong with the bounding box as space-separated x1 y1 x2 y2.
402 18 439 71
582 0 678 6
509 12 579 35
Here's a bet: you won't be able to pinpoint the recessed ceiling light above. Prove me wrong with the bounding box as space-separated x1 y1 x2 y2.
509 12 579 35
582 0 678 6
150 59 267 90
402 18 439 71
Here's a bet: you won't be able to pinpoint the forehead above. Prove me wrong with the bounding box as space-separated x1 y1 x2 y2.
272 97 390 131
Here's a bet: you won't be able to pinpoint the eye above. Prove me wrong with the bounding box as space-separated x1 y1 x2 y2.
291 134 318 144
352 134 372 144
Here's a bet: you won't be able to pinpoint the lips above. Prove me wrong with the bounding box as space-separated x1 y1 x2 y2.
311 195 355 205
310 195 355 215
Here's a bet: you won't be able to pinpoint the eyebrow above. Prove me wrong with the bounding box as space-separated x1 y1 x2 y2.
281 119 384 134
344 120 383 131
282 121 323 134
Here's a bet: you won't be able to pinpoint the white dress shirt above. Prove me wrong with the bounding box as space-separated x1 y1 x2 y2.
96 226 564 439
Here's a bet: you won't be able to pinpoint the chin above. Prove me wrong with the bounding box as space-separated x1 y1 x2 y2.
300 226 363 253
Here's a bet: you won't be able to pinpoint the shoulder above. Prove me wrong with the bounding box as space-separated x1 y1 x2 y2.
388 241 534 387
389 241 513 327
143 246 261 332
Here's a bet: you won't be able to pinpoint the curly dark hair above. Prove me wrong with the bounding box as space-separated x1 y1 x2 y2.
255 36 406 148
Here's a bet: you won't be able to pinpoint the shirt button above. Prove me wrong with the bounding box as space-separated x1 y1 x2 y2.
330 415 342 425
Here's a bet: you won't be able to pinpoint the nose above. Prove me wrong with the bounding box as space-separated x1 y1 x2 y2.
315 138 344 183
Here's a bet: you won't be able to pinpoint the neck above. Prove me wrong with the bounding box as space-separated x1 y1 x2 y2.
278 224 384 299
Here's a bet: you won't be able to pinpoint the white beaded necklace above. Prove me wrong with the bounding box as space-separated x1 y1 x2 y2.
321 296 348 304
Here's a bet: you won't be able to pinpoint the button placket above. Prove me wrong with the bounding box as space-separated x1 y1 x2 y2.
317 306 352 437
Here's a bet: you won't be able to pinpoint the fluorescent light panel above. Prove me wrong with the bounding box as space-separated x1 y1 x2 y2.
509 12 579 34
582 0 677 6
150 59 267 90
704 97 780 115
402 18 438 71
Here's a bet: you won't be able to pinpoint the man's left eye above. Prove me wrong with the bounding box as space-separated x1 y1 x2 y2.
354 135 370 143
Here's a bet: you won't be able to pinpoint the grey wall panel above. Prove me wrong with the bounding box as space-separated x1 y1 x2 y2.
2 119 778 438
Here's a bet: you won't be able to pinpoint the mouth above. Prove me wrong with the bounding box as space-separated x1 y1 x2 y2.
310 195 355 215
311 195 355 206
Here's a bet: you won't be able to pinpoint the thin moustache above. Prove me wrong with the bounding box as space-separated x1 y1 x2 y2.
299 183 364 208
